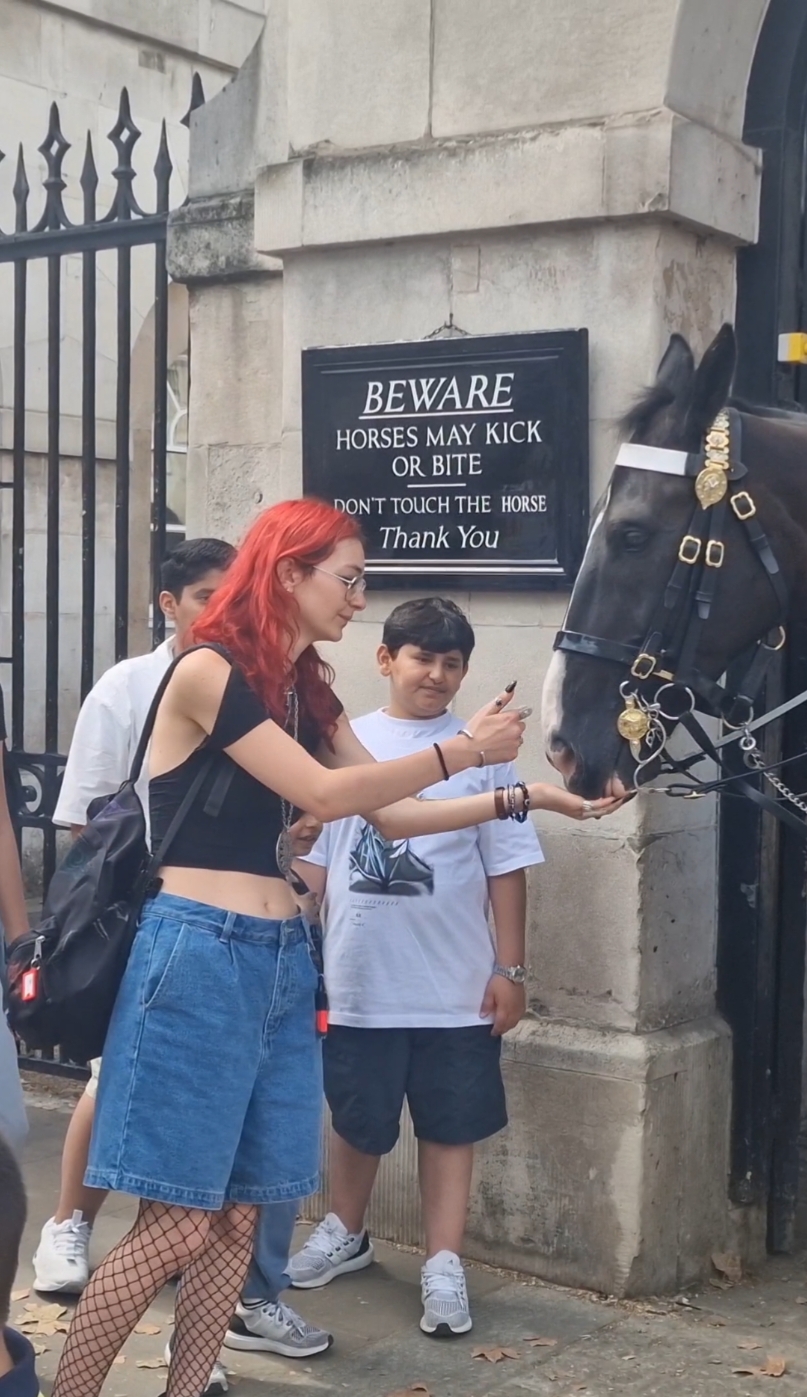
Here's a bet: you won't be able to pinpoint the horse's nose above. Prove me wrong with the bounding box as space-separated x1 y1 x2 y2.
546 731 577 782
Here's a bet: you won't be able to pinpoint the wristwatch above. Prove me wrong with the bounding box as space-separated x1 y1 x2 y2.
493 963 527 984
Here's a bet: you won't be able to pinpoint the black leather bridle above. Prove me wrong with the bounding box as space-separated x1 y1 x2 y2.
554 408 788 730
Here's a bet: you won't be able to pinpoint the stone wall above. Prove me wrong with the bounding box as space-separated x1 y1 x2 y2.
170 0 773 1294
0 0 266 755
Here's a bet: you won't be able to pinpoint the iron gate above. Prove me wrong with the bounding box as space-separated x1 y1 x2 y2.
721 0 807 1251
1 80 202 1073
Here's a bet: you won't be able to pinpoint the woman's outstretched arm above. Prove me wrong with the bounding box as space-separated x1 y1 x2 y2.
318 713 622 836
156 648 526 827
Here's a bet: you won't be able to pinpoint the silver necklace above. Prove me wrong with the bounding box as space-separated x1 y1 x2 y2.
275 684 299 878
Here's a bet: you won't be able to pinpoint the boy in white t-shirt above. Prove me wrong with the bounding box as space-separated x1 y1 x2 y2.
291 598 543 1338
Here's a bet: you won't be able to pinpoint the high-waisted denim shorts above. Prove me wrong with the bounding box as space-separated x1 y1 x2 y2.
85 893 323 1209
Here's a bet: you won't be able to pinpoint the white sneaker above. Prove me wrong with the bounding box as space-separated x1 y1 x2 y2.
420 1251 472 1336
163 1339 228 1395
287 1212 374 1289
33 1212 91 1293
224 1299 333 1357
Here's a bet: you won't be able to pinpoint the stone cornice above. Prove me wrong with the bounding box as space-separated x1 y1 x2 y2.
167 190 281 285
254 110 761 256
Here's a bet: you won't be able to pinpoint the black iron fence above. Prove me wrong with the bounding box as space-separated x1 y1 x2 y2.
1 80 202 1073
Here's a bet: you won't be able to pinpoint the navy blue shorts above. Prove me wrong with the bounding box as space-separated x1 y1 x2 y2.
324 1024 507 1155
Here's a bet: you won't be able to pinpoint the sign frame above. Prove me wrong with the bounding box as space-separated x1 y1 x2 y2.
301 330 589 590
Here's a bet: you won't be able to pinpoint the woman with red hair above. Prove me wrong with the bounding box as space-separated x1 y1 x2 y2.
52 500 618 1397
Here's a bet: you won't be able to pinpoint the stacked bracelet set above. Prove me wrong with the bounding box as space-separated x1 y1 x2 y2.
494 782 530 822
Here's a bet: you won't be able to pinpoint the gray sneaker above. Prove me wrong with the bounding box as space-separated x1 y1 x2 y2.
420 1251 472 1337
288 1212 374 1289
163 1339 228 1394
224 1300 333 1357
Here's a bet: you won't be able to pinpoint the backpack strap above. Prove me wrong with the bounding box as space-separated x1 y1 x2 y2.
128 642 233 784
145 753 217 879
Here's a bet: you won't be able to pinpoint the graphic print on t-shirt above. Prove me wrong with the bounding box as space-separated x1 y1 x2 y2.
349 822 434 897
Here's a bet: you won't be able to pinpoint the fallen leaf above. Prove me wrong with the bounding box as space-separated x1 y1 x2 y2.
738 1341 763 1351
136 1359 167 1369
762 1357 787 1377
134 1323 162 1336
712 1251 743 1284
796 1296 807 1305
621 1354 637 1360
732 1356 788 1378
385 1388 431 1397
23 1303 68 1322
11 1289 29 1302
472 1346 521 1363
710 1278 732 1291
32 1345 48 1357
112 1357 126 1366
523 1337 557 1348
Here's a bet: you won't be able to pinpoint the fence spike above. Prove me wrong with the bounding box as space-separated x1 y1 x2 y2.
154 120 172 213
104 85 145 220
13 144 30 233
181 71 206 128
34 101 71 232
80 132 98 224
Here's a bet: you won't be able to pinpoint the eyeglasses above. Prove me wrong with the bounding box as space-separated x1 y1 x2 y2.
312 565 367 596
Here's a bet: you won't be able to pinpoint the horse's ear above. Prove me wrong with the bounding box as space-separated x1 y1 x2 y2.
655 334 695 399
685 324 736 438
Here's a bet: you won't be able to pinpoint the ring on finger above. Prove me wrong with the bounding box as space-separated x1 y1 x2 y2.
582 799 593 815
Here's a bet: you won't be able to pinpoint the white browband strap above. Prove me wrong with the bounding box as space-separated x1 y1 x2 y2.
615 442 689 476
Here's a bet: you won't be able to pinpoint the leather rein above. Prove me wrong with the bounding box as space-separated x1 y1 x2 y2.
553 408 807 837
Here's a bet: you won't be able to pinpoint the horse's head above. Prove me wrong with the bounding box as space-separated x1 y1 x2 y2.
542 325 790 798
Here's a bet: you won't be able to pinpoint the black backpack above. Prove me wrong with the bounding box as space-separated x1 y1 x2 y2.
6 651 220 1064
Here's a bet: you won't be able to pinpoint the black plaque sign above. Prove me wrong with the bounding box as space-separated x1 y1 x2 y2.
301 330 588 588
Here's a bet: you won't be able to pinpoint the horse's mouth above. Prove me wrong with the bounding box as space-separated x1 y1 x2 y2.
546 737 636 801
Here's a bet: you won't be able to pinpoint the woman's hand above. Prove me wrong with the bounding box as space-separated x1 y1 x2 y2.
446 687 527 770
528 784 626 820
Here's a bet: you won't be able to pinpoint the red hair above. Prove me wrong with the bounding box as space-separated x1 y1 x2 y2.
192 498 363 738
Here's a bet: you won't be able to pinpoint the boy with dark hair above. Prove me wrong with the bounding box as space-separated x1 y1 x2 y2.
290 598 542 1338
0 1134 40 1397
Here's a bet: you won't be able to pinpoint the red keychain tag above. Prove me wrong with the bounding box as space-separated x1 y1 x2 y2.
21 966 40 1002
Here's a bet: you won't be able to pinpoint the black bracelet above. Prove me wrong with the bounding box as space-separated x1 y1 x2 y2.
433 742 450 781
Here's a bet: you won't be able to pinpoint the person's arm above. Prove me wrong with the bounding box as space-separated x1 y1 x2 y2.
319 714 621 838
166 650 530 832
53 678 131 832
297 859 327 901
0 758 28 946
480 869 527 1036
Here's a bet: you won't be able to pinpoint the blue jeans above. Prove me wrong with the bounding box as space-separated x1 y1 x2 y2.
246 1199 297 1303
86 894 323 1208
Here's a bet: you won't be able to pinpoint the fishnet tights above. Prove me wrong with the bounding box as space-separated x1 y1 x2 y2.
51 1199 257 1397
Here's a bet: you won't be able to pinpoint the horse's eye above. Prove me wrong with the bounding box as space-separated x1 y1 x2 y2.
620 526 649 552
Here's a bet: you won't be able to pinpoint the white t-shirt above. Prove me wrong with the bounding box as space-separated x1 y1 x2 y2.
305 708 544 1029
54 640 175 829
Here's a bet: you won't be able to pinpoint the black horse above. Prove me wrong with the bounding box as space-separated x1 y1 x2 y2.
542 325 807 799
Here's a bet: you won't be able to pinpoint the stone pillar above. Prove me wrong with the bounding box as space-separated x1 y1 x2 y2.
169 0 771 1295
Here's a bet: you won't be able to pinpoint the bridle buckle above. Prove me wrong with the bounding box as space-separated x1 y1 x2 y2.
730 491 756 521
678 535 702 565
705 540 725 568
631 652 657 681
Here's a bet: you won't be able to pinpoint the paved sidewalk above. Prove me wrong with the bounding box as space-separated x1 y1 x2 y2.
14 1087 807 1397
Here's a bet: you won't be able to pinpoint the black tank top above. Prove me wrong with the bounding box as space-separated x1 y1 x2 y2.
149 647 342 877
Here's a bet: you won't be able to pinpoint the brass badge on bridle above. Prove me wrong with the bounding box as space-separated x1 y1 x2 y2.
694 411 730 509
616 694 650 744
